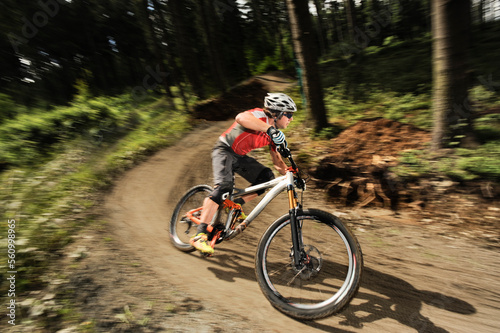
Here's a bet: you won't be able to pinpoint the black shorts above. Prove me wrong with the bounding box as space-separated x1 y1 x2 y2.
211 140 272 188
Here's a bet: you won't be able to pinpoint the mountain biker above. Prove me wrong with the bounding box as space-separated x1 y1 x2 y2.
190 92 297 255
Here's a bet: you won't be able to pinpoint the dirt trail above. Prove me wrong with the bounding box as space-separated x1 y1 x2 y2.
97 118 500 333
13 73 495 333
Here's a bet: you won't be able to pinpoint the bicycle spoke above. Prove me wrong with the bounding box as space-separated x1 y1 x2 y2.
256 210 362 319
170 186 212 252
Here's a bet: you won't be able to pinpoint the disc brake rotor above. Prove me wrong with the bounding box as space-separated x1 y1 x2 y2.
296 245 323 280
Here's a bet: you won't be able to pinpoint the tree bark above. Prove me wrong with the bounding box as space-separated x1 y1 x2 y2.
286 0 328 131
200 0 228 92
169 0 206 99
345 0 357 41
140 0 175 103
431 0 472 150
313 0 327 55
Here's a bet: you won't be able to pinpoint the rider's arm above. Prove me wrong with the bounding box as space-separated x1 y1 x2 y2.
270 148 287 175
235 112 272 132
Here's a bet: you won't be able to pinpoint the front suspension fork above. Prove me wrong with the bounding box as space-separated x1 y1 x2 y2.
288 185 304 267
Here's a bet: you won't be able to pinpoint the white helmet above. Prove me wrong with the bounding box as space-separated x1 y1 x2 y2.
264 93 297 112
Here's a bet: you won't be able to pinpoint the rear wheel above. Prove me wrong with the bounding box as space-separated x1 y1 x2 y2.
169 185 212 252
255 209 363 320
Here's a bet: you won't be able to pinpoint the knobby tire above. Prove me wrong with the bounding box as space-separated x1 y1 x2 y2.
255 209 363 320
169 185 212 252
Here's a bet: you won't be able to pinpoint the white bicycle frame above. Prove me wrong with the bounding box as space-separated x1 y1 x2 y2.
220 170 299 240
231 171 294 225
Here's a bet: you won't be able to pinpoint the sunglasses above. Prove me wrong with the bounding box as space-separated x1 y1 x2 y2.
282 112 294 119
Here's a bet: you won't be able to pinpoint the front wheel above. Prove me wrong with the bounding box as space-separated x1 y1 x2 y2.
255 209 363 320
169 185 212 252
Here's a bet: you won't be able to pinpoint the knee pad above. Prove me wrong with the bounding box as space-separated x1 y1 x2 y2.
209 181 233 205
253 168 275 196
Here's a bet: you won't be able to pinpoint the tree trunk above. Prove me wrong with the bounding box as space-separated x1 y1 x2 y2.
313 0 327 55
431 0 472 150
200 0 228 92
169 0 206 99
150 0 190 109
140 0 175 104
345 0 357 41
270 1 289 70
286 0 328 131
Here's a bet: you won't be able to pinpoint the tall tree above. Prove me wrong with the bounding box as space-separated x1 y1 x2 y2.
140 0 175 103
199 0 228 92
431 0 472 150
269 0 290 70
312 0 328 55
345 0 357 41
286 0 328 131
168 0 206 99
220 0 250 82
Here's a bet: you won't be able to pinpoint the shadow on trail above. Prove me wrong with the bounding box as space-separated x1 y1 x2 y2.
198 249 476 333
307 265 476 333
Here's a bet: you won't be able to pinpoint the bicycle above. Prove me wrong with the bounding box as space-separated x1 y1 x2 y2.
169 143 363 320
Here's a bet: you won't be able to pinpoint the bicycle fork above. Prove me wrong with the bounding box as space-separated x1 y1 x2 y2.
287 182 305 268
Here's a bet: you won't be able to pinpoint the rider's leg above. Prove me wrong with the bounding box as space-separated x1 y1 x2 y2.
197 197 220 232
196 143 235 235
237 193 258 204
190 197 220 255
235 161 275 206
191 182 233 254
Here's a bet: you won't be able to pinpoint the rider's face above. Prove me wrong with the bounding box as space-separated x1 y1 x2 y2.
275 112 293 129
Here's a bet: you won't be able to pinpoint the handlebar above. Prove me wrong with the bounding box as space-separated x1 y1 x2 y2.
278 141 306 190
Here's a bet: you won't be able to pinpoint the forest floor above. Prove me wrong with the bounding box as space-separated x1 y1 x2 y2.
5 73 500 332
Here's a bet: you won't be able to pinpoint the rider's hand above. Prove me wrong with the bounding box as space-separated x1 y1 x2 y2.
266 126 286 146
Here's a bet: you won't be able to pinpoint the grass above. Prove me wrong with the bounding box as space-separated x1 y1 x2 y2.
0 90 192 297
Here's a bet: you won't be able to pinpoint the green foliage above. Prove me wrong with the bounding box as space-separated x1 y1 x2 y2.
252 55 280 75
0 93 191 295
72 79 92 104
475 113 500 143
103 110 190 177
392 150 433 180
470 85 500 109
247 40 293 75
393 142 500 182
323 87 432 129
453 142 500 181
0 92 147 168
0 93 26 124
313 125 343 140
321 36 432 96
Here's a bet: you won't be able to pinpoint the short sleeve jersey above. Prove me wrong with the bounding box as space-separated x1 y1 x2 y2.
219 108 276 156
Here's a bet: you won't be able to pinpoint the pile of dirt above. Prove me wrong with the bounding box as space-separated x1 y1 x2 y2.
192 71 296 121
320 118 431 168
308 118 500 217
310 118 431 208
192 79 270 121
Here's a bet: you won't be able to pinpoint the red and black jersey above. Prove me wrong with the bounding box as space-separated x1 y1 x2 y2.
219 108 276 156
